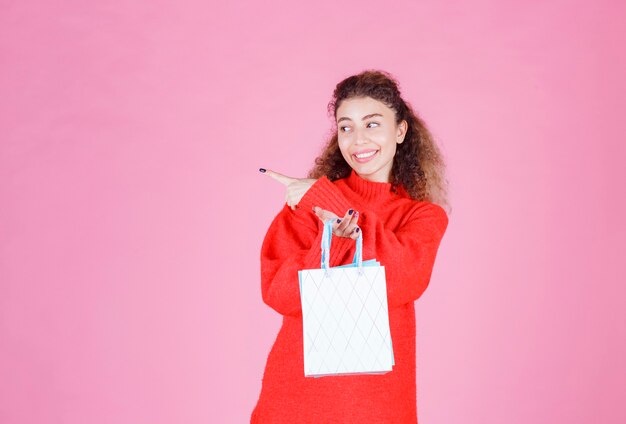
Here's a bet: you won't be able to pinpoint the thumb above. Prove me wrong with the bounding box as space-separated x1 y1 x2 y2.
313 206 337 222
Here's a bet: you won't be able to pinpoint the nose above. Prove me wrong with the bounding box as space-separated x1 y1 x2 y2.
353 127 370 145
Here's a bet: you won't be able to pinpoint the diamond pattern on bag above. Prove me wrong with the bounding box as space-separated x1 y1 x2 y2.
299 265 394 377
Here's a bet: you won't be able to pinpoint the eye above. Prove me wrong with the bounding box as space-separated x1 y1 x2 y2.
339 122 378 132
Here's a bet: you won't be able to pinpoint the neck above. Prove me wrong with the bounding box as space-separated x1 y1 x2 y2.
357 169 391 184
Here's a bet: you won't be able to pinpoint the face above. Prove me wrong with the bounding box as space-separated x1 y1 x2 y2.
336 96 407 183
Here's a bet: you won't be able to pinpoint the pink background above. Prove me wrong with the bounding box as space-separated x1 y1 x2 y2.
1 1 624 423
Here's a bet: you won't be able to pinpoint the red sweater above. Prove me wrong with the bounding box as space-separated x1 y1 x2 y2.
251 169 449 423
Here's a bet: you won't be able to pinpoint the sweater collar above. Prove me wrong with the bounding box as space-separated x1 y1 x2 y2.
344 168 409 202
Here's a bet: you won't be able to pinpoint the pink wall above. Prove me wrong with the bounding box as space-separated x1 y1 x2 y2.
1 1 624 423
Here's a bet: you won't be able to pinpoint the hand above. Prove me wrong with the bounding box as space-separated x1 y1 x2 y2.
262 169 317 210
313 206 361 240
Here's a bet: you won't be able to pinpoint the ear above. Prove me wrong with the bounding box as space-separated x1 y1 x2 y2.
397 119 408 144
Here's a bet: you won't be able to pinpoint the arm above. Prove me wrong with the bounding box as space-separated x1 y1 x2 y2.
297 176 449 309
260 203 355 317
357 204 449 309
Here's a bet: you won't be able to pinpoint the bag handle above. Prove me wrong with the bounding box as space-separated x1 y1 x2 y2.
321 218 363 273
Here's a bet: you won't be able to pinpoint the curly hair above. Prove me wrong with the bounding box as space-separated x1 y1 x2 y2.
306 69 451 213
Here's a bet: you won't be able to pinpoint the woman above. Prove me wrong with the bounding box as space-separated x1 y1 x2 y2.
251 69 450 423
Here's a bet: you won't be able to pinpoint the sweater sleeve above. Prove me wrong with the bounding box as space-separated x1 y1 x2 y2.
296 176 449 309
260 203 355 317
359 204 449 309
296 175 353 217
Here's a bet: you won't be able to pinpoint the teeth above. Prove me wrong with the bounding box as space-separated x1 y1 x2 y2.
355 150 377 159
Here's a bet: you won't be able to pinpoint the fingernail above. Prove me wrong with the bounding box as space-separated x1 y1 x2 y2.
356 228 360 233
336 218 341 223
348 209 353 215
259 168 266 173
354 211 359 217
312 206 316 212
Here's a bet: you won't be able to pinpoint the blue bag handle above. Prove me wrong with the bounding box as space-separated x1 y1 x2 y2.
321 218 363 272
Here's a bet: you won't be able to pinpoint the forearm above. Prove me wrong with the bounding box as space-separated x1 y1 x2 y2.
260 205 355 316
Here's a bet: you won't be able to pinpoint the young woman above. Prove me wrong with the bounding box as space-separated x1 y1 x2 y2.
251 69 450 423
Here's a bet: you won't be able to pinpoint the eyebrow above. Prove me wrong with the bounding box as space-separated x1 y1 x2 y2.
336 113 383 124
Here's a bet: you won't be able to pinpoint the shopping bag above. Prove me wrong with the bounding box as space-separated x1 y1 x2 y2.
298 218 394 377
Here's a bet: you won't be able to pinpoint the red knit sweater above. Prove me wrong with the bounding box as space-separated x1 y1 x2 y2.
251 169 449 423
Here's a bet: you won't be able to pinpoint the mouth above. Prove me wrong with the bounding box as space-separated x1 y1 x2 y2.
353 149 379 163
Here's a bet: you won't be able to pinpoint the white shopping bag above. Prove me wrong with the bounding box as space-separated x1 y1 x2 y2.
298 218 394 377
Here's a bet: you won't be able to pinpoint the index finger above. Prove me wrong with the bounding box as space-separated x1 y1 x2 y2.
263 169 297 186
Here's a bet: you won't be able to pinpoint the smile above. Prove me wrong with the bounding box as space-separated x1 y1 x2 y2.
353 150 379 163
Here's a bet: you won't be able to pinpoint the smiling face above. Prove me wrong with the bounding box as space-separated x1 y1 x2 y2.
336 96 407 183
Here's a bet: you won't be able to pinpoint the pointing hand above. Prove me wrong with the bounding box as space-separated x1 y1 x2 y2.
261 168 317 211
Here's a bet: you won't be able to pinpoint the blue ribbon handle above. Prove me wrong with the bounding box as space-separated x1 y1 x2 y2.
321 218 363 273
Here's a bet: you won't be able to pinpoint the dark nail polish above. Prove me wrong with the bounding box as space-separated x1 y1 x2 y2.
337 218 341 223
348 209 353 215
356 228 360 233
259 168 266 173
